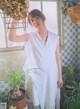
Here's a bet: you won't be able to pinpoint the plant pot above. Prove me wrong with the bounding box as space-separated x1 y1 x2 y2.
65 84 75 90
8 88 28 109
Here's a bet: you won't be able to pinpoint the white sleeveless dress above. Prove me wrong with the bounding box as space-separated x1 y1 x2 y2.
23 31 60 109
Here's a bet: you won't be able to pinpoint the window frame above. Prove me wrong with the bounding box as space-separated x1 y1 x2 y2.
0 0 64 52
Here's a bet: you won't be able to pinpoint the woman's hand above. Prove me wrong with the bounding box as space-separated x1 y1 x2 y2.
57 77 63 88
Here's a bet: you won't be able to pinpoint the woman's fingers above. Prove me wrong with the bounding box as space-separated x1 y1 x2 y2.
57 78 63 88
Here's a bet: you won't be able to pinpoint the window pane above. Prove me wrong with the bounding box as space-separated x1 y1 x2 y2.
27 1 41 33
29 1 41 11
0 1 59 49
8 1 41 47
43 2 58 35
0 15 6 48
8 19 25 47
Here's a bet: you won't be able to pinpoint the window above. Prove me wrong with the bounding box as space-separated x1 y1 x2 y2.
0 0 64 52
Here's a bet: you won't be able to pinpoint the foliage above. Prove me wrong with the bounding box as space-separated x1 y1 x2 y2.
74 69 80 83
64 81 80 109
62 66 74 74
62 66 75 85
0 0 29 20
62 67 80 109
10 70 22 89
62 2 79 16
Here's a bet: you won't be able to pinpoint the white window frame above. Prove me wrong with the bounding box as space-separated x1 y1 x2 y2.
0 0 64 52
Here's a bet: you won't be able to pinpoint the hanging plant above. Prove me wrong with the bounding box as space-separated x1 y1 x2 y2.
61 2 80 24
61 2 79 15
0 0 30 20
67 4 80 24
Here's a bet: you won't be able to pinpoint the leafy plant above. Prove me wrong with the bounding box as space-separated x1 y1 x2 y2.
64 81 80 109
62 66 75 85
74 69 80 83
10 70 22 89
63 66 74 74
8 70 28 109
8 70 23 99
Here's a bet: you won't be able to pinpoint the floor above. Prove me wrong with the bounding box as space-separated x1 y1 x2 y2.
28 103 41 109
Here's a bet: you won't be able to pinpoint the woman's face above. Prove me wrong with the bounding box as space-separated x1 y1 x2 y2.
29 15 44 30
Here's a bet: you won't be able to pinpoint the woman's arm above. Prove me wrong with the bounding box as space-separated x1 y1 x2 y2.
8 19 29 42
56 43 63 88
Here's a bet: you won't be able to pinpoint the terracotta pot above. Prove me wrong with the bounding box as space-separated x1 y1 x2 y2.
8 88 28 109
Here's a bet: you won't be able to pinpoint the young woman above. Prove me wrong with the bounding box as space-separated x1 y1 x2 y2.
9 9 63 109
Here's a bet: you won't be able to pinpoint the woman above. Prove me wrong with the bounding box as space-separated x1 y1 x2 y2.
9 9 63 109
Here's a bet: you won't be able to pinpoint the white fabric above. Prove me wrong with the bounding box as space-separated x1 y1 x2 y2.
23 31 60 109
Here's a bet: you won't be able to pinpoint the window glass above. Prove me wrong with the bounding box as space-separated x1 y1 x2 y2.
0 14 6 48
43 1 58 35
27 1 41 33
0 0 62 50
8 1 41 47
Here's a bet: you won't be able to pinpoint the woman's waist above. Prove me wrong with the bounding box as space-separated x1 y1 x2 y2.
36 61 57 69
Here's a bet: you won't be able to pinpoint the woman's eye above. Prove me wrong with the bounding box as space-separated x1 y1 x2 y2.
32 20 34 22
36 16 40 19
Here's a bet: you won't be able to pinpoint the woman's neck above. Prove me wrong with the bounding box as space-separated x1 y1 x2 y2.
38 26 48 42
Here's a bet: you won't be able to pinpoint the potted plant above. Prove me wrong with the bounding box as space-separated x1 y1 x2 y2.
8 70 28 109
62 66 75 89
64 81 80 109
62 67 80 109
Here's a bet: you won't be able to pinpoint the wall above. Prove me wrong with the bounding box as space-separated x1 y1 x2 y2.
78 25 80 69
61 16 79 68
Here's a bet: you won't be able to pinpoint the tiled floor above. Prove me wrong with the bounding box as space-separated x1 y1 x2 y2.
28 103 41 109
